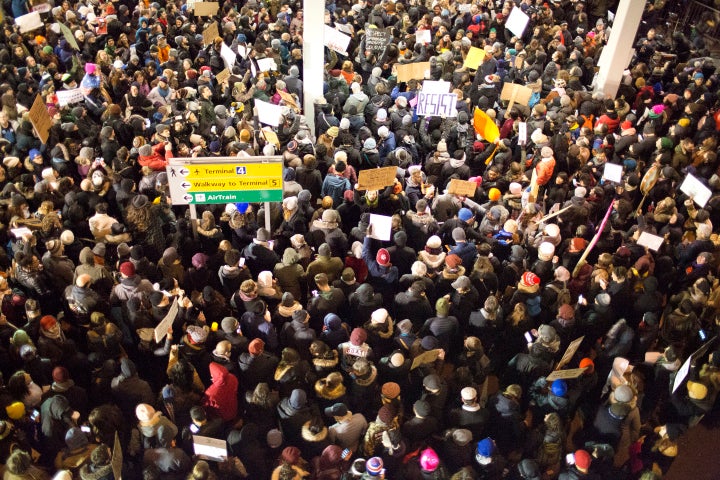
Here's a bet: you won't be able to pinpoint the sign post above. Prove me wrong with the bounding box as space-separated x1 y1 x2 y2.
166 156 284 237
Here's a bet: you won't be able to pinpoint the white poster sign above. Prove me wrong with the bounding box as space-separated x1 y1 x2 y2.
15 11 43 33
220 43 237 71
254 99 284 127
506 7 530 38
518 122 527 144
421 80 451 94
368 214 393 241
416 29 431 44
603 163 623 183
637 231 664 252
680 173 712 208
56 88 85 107
257 58 277 72
416 92 457 117
324 25 351 55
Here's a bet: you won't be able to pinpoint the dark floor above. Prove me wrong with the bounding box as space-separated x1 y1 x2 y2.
664 407 720 479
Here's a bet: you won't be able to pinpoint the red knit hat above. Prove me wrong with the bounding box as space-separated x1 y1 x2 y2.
558 304 575 320
40 315 57 330
350 328 367 346
248 338 265 355
119 261 135 277
521 271 540 287
574 450 592 470
376 248 390 267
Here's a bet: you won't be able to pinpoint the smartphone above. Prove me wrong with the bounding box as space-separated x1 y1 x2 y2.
566 453 575 465
238 257 245 267
524 331 534 343
30 410 40 421
312 290 319 297
81 425 91 433
699 329 707 341
189 424 200 434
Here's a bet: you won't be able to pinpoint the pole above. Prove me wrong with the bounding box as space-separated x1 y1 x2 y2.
264 201 271 232
594 0 645 98
189 204 198 240
302 0 326 135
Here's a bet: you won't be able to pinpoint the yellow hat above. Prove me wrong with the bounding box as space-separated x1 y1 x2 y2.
678 118 690 128
6 401 25 420
488 188 501 201
687 381 708 400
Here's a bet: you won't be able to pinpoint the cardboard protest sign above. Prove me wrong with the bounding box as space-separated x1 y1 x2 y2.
448 179 477 197
59 22 80 50
358 166 397 191
547 367 588 381
500 83 533 117
15 11 42 33
56 88 84 107
637 231 664 252
254 99 284 127
154 298 179 343
555 336 585 370
193 435 228 461
680 173 711 208
202 22 219 46
506 6 530 37
278 90 299 112
112 432 123 480
365 26 390 51
368 214 392 241
28 95 52 144
396 62 430 83
324 25 351 55
411 349 440 370
262 129 280 147
336 23 354 35
215 68 230 85
463 47 485 70
603 162 623 183
193 2 218 16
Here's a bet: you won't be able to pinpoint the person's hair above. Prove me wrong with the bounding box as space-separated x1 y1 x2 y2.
190 406 207 422
250 382 273 408
7 371 29 400
168 359 196 392
143 464 161 480
126 202 151 231
187 460 216 480
5 449 32 474
510 303 528 327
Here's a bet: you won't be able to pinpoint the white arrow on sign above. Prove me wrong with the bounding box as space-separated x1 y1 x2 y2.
183 194 193 202
179 168 190 176
180 181 191 189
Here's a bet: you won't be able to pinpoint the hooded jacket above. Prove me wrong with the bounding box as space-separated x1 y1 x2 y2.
203 362 239 421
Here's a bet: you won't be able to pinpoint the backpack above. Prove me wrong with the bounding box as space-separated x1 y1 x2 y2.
528 91 541 108
525 295 542 317
546 282 572 311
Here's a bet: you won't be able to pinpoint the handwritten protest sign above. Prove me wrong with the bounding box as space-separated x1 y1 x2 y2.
262 129 280 147
215 69 230 85
358 166 397 191
324 25 351 55
416 29 431 44
56 89 84 107
257 58 277 72
397 62 430 83
278 90 299 112
547 367 588 381
365 27 390 51
154 298 178 343
417 80 456 117
28 95 52 144
448 179 477 197
500 83 533 116
219 43 236 71
555 336 584 370
202 22 219 46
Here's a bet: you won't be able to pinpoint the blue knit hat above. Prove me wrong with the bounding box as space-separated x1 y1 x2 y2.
366 457 384 475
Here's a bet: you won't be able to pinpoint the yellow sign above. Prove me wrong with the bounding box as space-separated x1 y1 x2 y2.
463 47 485 70
169 163 282 178
183 177 281 191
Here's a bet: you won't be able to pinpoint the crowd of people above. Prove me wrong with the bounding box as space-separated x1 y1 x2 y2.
0 0 719 478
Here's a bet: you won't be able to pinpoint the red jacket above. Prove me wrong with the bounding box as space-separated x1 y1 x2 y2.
138 142 173 171
535 157 556 186
203 362 238 421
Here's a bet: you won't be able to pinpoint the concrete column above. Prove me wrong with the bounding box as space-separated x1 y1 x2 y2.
302 0 326 134
594 0 645 99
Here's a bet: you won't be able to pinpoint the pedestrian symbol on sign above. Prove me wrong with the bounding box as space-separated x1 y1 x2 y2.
236 166 247 175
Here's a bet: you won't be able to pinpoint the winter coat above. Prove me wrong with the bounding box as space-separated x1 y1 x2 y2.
203 362 239 422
